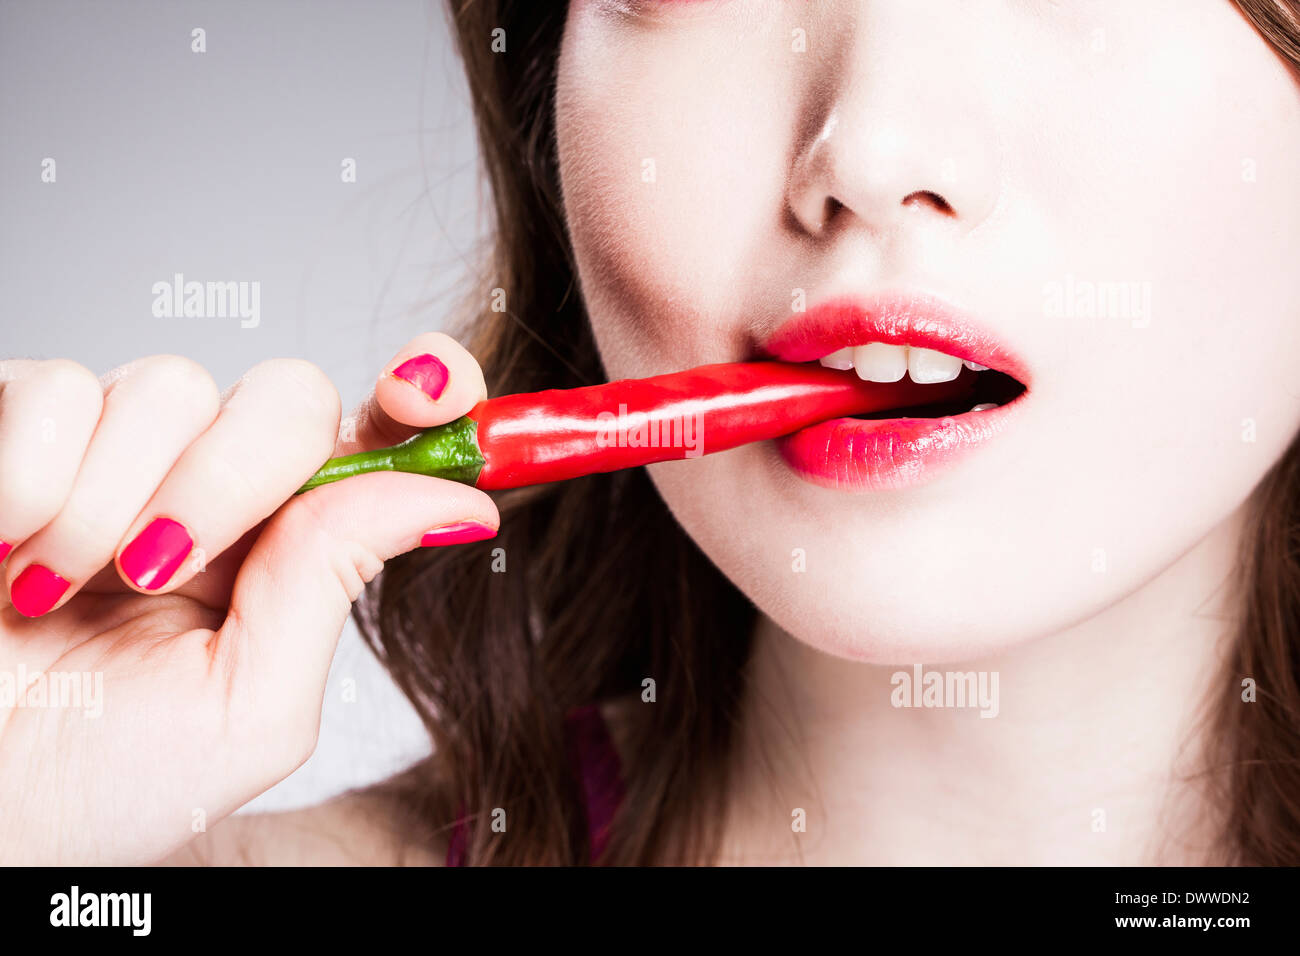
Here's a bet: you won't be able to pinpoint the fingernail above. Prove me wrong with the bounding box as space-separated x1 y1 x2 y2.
10 564 71 618
0 541 11 564
420 521 498 547
391 354 450 402
119 517 194 591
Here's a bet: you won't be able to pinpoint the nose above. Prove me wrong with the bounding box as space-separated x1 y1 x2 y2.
786 3 1003 241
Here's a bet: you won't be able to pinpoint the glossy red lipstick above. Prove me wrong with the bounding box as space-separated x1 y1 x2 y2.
760 292 1030 492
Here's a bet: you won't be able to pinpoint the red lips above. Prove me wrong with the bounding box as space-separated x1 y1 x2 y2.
757 291 1030 492
760 291 1032 385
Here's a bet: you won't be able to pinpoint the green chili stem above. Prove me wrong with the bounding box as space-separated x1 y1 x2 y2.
295 414 485 494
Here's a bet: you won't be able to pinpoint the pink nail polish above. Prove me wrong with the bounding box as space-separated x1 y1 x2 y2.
391 354 450 401
10 564 71 618
119 517 194 591
0 541 11 564
420 521 498 547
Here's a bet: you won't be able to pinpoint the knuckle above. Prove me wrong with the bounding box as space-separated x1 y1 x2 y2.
267 360 340 462
127 355 220 413
252 359 340 420
33 359 102 409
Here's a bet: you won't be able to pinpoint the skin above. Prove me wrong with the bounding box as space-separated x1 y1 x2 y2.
0 336 497 864
553 0 1300 862
5 0 1298 866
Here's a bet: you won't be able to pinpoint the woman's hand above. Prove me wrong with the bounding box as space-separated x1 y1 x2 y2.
0 334 498 864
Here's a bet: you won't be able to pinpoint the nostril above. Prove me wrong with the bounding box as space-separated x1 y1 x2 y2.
818 196 845 230
902 190 955 216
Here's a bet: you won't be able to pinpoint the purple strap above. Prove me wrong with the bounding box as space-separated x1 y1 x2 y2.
444 704 626 865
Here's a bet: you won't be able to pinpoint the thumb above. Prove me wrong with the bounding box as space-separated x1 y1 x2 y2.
215 470 498 752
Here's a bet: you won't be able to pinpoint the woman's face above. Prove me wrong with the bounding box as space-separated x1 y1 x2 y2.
554 0 1300 663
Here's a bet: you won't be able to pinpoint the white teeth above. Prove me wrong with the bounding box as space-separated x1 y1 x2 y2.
853 343 908 383
907 347 963 384
813 344 990 383
817 347 856 371
970 403 998 412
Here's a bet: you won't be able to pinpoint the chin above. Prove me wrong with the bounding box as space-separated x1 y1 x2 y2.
747 574 1037 666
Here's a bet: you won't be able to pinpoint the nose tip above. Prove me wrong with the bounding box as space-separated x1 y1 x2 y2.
787 108 999 240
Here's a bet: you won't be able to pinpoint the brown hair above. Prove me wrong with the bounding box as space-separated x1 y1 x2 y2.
1213 432 1300 865
356 0 1300 865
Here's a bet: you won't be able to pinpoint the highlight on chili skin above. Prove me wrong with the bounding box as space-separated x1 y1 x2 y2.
3 0 1300 894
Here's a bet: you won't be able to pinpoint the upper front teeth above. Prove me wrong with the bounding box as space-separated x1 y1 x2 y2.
819 344 968 384
855 342 909 382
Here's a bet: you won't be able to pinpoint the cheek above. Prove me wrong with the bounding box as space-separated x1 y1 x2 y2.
555 10 797 373
1018 0 1300 371
1009 1 1300 538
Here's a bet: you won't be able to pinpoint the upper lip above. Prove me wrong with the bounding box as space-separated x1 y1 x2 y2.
757 290 1032 387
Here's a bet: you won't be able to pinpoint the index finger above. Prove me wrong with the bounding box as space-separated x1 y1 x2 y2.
335 332 488 456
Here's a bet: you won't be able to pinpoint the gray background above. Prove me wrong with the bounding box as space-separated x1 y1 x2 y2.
1 0 484 811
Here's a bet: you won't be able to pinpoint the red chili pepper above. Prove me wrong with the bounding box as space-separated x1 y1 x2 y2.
296 361 973 493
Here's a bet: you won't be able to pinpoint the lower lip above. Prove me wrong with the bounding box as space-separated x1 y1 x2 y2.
776 399 1024 492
